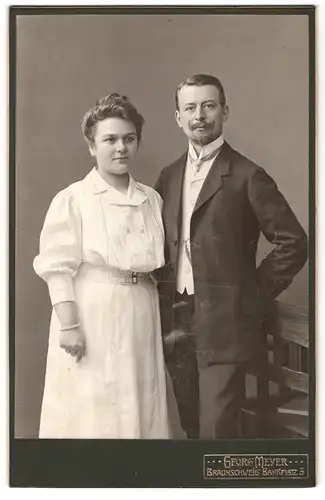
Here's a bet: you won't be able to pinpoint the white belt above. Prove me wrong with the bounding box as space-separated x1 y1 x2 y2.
77 264 155 286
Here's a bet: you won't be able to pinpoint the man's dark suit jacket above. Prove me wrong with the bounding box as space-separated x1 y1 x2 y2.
155 141 308 364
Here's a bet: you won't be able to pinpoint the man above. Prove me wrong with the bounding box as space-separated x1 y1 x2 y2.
155 74 308 439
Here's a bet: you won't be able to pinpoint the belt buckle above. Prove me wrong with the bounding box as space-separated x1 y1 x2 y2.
131 272 138 284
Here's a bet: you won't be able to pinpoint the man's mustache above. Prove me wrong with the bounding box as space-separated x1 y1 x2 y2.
191 122 212 130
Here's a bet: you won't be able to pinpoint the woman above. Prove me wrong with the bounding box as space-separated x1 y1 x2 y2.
33 93 170 439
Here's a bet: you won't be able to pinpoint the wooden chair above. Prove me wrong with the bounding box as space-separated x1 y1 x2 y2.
239 300 309 438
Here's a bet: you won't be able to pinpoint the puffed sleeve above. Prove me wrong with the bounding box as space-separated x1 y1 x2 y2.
33 189 82 305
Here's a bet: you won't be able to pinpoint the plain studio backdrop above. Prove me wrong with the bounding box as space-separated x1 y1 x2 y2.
14 13 309 438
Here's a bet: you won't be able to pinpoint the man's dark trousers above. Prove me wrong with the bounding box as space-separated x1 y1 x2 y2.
167 291 247 439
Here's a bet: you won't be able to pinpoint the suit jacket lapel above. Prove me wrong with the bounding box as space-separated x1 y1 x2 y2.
193 142 231 214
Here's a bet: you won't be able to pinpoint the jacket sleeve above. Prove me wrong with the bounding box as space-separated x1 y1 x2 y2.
152 170 167 284
247 166 308 300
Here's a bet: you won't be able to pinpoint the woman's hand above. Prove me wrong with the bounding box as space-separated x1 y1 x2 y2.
60 327 86 362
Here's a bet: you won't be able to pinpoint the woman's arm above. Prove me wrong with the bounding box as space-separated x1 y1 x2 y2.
34 190 85 361
54 300 79 328
54 301 85 362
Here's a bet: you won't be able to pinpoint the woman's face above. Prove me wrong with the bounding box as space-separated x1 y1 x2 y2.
89 117 139 177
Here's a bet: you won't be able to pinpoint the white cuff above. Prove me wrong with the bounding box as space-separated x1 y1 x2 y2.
47 273 75 305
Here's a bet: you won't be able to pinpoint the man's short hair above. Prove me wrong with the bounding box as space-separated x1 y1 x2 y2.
175 74 226 110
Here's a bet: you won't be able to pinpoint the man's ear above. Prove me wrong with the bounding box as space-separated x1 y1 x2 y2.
175 110 182 128
222 105 229 124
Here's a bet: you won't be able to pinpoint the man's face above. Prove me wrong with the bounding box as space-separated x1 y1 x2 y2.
175 85 228 147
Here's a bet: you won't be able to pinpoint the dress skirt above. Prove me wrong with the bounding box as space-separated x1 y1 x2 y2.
39 264 170 439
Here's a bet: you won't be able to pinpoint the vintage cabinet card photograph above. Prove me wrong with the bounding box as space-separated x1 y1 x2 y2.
9 4 316 488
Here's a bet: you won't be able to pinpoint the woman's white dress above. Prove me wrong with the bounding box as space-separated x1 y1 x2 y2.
33 168 170 439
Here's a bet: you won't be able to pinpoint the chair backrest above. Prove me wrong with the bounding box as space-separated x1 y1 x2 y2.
256 300 309 437
264 300 309 397
240 300 309 438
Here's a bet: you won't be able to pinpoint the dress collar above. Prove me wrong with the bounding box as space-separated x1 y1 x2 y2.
86 167 147 206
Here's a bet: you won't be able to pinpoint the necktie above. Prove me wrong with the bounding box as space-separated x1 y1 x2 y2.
189 147 221 173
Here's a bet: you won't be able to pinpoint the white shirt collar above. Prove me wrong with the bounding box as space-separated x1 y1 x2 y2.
188 134 224 160
86 167 147 206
